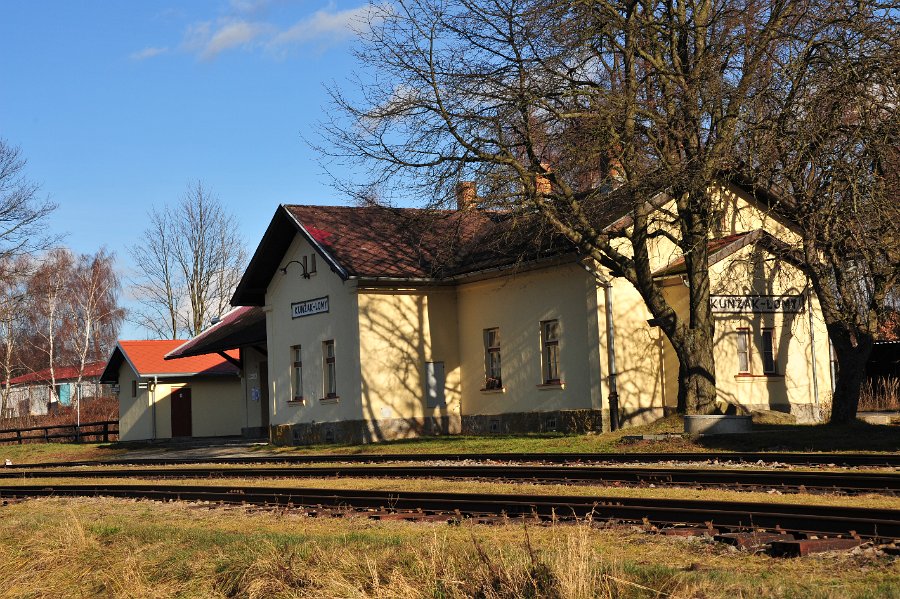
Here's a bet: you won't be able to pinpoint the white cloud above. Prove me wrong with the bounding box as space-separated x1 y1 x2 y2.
270 3 385 48
183 19 271 61
166 2 385 61
130 46 169 61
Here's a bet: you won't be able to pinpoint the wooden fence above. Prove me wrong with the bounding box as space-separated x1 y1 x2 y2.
0 420 118 444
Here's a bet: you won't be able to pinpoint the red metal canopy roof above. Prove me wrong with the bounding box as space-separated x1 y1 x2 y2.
5 362 106 387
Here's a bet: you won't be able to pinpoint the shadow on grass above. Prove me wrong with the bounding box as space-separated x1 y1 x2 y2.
696 421 900 452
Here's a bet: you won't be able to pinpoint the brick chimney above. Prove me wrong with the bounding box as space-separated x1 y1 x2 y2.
456 181 477 211
536 163 552 195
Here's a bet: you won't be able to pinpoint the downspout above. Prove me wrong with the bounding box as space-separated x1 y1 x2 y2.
807 286 820 421
578 261 621 432
604 283 620 431
150 376 158 440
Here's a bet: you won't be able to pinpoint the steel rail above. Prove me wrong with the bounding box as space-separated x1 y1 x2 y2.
3 464 898 494
2 483 898 540
8 451 900 470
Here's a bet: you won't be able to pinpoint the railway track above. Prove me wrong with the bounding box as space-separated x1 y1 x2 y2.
8 450 900 469
2 483 899 542
4 464 898 495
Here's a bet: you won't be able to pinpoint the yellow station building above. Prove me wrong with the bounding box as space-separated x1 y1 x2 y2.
168 183 833 444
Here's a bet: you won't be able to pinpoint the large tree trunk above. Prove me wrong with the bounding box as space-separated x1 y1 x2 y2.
827 325 874 425
673 329 718 414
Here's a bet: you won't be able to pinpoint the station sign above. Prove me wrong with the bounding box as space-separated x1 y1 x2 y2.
291 296 329 319
710 295 803 314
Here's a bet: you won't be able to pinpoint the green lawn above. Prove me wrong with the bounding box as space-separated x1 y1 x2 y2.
262 417 900 456
1 416 897 465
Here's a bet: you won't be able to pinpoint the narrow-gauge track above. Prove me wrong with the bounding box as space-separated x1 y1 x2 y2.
8 451 900 469
4 464 899 495
2 483 899 540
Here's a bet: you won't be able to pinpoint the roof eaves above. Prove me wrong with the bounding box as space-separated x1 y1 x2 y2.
99 344 130 384
282 205 349 280
602 192 670 233
117 342 143 378
140 371 239 378
652 231 758 278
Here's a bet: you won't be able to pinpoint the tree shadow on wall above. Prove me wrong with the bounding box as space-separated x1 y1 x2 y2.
357 292 461 443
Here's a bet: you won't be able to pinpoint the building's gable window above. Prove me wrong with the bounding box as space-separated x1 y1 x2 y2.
484 328 502 389
761 329 777 374
290 345 303 402
323 340 337 398
541 320 561 384
301 254 317 277
737 328 751 374
131 380 138 397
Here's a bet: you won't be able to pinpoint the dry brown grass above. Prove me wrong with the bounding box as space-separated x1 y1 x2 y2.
860 378 900 412
0 497 898 598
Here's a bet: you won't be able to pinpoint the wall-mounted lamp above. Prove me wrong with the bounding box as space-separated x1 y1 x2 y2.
280 259 311 279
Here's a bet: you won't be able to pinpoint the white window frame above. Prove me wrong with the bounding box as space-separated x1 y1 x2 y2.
323 340 337 398
290 345 303 402
736 328 751 374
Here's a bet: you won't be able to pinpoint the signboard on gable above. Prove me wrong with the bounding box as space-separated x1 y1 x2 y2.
291 296 329 319
710 295 804 314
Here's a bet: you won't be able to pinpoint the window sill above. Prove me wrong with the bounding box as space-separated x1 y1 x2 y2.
480 387 506 394
734 374 784 381
319 396 340 404
287 398 305 405
536 382 565 390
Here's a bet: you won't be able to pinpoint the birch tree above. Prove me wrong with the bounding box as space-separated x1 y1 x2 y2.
26 249 74 408
70 249 125 401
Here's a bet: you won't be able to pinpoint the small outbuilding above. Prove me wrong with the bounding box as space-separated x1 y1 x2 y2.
100 340 243 442
2 362 109 417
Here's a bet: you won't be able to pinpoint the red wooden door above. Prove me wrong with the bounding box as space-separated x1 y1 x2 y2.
171 387 192 437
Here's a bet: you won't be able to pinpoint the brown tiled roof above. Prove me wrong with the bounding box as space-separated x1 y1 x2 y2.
232 200 635 305
284 205 575 279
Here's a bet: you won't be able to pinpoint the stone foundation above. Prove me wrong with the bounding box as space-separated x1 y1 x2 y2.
461 409 603 435
728 402 820 424
270 413 462 446
270 408 604 446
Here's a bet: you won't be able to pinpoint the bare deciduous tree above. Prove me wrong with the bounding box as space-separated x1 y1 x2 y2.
130 182 247 339
745 8 900 423
0 256 32 417
322 0 850 414
0 139 56 260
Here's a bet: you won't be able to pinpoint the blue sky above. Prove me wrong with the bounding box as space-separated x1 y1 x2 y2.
0 0 375 337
